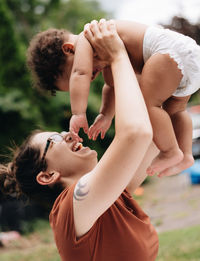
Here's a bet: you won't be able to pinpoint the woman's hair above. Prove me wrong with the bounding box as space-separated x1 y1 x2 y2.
27 28 70 95
0 130 63 210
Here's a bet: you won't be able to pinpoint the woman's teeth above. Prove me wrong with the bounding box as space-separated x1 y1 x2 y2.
73 143 83 152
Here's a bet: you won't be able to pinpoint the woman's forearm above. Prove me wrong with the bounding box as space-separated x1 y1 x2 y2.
111 51 152 137
126 142 159 194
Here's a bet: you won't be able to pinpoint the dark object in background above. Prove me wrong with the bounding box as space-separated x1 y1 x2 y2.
182 106 200 185
0 191 48 234
192 137 200 160
163 16 200 44
188 105 200 159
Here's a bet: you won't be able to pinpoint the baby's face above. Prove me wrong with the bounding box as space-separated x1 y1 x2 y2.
55 55 74 92
55 54 109 91
92 58 108 81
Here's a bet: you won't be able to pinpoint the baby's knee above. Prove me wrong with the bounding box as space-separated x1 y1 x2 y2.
163 96 188 115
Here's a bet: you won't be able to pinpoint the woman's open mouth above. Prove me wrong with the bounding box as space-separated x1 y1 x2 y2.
72 142 83 152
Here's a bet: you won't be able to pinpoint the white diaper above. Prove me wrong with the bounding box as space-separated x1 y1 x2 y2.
143 26 200 97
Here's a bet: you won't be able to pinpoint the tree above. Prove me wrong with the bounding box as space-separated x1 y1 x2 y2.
0 0 112 160
0 0 43 157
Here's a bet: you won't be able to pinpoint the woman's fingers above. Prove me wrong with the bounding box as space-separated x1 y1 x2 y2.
90 20 104 44
84 23 94 43
107 19 115 30
99 18 106 24
90 20 100 34
84 19 106 43
84 18 124 62
99 18 107 33
84 23 90 32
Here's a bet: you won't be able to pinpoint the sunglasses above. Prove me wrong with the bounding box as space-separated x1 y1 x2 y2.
41 133 64 162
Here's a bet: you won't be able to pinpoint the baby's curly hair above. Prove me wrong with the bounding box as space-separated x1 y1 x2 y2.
0 130 63 210
27 29 70 94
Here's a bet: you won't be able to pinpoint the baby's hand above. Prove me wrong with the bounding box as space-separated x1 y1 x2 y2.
70 113 89 141
88 113 112 140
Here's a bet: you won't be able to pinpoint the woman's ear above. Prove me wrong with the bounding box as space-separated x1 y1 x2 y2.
36 171 61 186
62 42 75 55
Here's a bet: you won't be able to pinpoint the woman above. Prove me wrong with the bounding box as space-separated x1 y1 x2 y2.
0 20 158 260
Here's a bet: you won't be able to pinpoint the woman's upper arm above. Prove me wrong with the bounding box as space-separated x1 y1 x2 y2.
126 142 159 195
73 130 152 237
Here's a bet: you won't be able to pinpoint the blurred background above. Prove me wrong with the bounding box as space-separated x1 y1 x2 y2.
0 0 200 260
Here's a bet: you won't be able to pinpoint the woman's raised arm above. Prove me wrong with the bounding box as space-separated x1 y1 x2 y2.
73 19 153 237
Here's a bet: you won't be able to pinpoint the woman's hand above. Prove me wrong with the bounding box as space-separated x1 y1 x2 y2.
84 19 126 63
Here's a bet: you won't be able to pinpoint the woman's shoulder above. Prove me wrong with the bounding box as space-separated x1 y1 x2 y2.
49 183 76 221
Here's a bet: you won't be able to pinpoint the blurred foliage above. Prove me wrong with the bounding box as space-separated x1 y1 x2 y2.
0 1 200 163
0 0 112 161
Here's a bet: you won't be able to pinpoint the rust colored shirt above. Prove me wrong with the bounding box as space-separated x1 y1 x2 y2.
49 183 159 261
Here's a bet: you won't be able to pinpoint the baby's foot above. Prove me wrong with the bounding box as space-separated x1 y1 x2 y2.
146 148 183 176
158 154 194 177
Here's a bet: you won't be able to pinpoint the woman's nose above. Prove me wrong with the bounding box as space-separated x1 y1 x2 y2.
61 131 83 143
60 131 73 142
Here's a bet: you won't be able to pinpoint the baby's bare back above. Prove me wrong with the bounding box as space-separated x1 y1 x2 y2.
115 20 147 73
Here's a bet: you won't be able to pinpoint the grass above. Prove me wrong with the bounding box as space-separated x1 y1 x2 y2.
157 225 200 261
0 245 60 261
0 219 60 261
0 220 200 261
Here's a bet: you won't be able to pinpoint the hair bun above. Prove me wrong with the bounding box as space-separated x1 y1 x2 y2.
0 163 17 195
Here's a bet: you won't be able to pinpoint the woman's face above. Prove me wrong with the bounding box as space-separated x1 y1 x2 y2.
32 131 98 179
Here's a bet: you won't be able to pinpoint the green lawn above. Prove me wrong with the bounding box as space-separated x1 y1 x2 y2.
0 220 200 261
0 220 60 261
157 225 200 261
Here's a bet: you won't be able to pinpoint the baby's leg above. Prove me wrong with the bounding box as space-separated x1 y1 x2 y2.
158 96 194 177
140 53 184 175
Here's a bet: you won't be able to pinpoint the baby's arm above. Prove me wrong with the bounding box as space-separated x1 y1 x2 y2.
89 83 115 140
69 32 93 136
89 66 115 140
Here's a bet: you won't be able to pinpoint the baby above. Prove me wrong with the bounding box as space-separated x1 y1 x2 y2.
27 19 200 177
